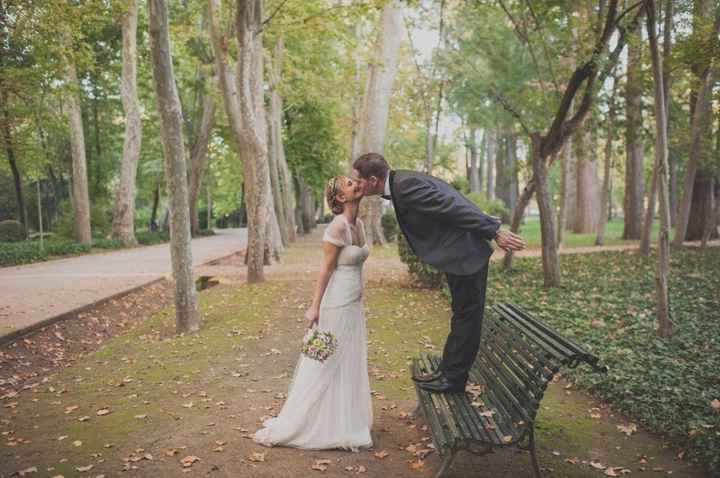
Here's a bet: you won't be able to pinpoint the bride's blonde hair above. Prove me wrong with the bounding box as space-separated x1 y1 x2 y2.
325 176 345 215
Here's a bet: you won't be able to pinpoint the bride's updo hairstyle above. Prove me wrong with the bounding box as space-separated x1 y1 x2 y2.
325 176 345 215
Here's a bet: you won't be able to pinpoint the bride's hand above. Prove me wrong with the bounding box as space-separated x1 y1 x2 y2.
304 308 319 328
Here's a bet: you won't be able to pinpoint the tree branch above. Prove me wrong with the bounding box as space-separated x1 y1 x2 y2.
489 85 532 136
261 0 290 28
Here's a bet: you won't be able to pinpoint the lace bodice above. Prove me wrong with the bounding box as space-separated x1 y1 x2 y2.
322 215 370 267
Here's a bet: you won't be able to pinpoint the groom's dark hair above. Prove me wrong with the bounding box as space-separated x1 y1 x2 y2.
353 153 390 181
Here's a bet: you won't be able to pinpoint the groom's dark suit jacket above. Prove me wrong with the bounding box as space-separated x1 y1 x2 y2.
388 170 502 276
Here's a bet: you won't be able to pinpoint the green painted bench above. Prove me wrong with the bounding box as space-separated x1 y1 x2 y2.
411 303 606 478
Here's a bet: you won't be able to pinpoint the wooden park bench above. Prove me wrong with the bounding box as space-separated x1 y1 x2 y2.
411 302 606 478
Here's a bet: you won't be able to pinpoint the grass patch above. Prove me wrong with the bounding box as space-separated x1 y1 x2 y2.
5 280 285 474
520 216 661 248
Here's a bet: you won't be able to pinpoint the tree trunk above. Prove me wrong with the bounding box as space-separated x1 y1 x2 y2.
596 74 618 246
208 0 270 282
468 127 480 193
66 59 92 245
639 167 658 255
150 181 160 229
1 103 28 230
356 0 404 246
268 38 290 245
188 86 215 236
623 28 645 240
112 0 141 246
532 133 560 287
503 179 536 270
662 0 677 227
507 134 518 211
700 178 717 248
556 142 570 247
298 176 315 233
573 118 601 233
673 4 719 245
485 129 496 200
349 21 363 169
644 0 672 337
148 0 201 333
562 138 577 229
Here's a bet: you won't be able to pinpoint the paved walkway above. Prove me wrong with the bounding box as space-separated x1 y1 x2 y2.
0 229 247 340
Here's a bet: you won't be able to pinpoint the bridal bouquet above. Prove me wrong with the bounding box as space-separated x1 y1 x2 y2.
302 327 338 363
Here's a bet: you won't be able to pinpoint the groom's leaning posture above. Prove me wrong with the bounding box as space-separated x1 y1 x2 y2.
352 153 526 394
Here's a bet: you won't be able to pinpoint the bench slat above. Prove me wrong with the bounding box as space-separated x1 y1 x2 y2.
426 355 495 445
484 325 551 398
494 304 576 363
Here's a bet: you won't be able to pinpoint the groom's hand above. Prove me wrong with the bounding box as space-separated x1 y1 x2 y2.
494 228 526 252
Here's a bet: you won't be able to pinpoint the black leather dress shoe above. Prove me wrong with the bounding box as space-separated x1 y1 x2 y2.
417 376 465 394
412 370 443 383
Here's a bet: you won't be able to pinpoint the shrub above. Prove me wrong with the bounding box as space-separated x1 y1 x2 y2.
397 234 446 289
0 220 26 242
55 200 112 239
44 239 91 256
136 230 170 245
466 192 511 224
0 238 90 267
93 238 125 250
0 241 47 266
381 211 399 242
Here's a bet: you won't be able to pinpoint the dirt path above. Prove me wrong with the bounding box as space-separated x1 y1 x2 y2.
0 227 712 478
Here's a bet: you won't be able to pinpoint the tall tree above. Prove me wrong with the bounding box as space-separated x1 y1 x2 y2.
644 0 672 337
673 0 719 245
356 0 405 246
188 82 215 236
485 129 496 200
596 72 619 246
112 0 141 246
65 56 92 245
148 0 201 333
623 26 645 240
1 95 27 230
640 0 673 256
267 38 290 245
573 116 601 233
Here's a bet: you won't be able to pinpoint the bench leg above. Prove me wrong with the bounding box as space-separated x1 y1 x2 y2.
529 429 543 478
412 403 422 419
434 450 456 478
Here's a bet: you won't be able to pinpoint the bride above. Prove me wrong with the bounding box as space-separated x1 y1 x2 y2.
254 175 373 451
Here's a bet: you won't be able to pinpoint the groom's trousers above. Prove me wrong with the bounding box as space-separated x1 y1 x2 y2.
438 264 489 385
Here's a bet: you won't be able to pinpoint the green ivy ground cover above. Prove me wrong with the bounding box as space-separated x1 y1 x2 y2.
482 248 720 470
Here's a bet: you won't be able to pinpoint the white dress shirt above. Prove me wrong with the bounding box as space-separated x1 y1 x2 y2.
383 172 391 198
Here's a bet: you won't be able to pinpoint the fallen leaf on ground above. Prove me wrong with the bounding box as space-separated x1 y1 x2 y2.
248 452 265 462
180 456 200 467
374 450 389 459
617 423 637 436
96 408 110 416
75 464 93 472
312 459 332 471
18 466 38 476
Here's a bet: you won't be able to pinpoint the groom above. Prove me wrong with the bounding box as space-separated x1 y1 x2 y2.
352 153 526 394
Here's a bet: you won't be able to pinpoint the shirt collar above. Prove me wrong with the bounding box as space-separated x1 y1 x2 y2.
383 172 391 197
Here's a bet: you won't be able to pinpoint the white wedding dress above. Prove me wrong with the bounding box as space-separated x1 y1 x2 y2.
254 215 373 451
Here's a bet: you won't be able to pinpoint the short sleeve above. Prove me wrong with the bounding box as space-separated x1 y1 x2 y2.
322 217 348 247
